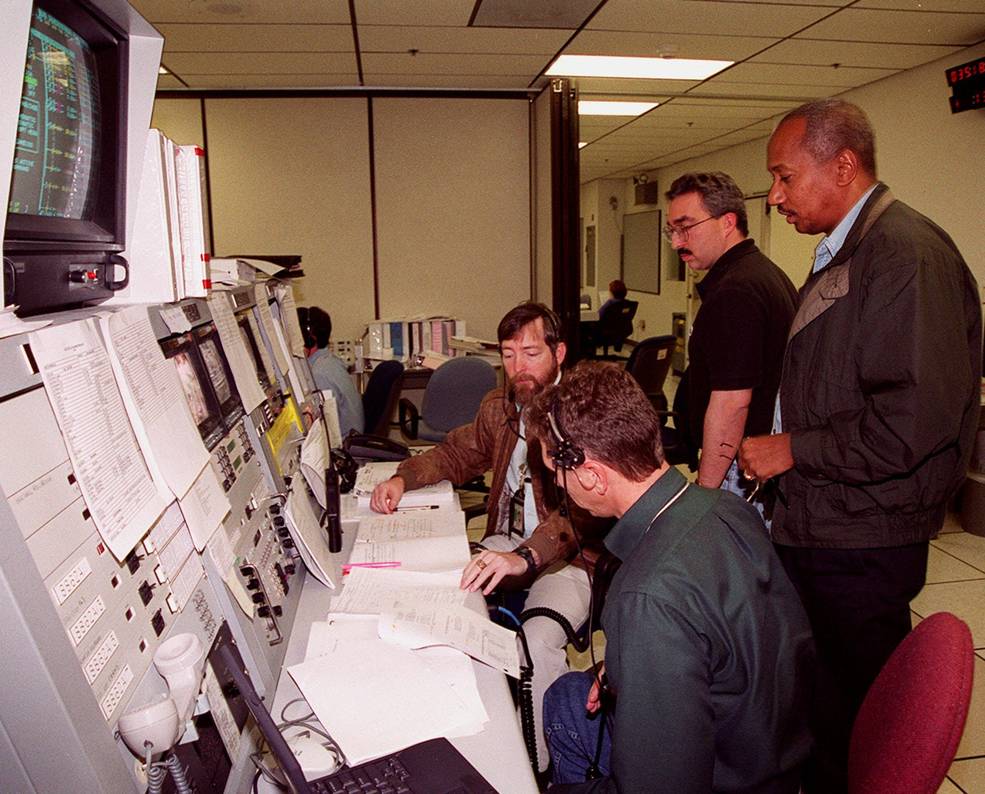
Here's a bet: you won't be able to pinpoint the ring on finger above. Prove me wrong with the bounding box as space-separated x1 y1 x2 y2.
476 559 487 570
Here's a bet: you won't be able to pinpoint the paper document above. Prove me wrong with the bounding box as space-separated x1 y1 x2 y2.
29 319 170 560
178 463 231 550
354 462 455 508
101 306 209 499
346 534 470 573
253 283 290 374
287 638 484 764
299 418 331 508
285 485 341 589
207 292 266 412
381 602 521 678
273 283 307 358
356 510 465 543
329 567 465 615
0 306 51 340
320 391 342 448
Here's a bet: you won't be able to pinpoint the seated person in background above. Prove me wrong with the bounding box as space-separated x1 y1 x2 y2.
528 362 813 793
370 302 609 773
299 306 364 437
597 279 627 319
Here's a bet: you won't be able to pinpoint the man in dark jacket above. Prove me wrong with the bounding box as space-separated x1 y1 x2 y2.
740 98 981 793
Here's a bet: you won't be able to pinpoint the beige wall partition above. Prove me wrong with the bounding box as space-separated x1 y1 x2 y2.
372 97 530 340
150 94 536 342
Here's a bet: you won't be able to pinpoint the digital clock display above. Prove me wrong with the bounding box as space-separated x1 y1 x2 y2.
945 56 985 114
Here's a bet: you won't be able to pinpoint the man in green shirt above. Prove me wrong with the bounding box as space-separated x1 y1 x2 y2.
527 362 813 793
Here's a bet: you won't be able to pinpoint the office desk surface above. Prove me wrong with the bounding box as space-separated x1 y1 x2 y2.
271 515 538 794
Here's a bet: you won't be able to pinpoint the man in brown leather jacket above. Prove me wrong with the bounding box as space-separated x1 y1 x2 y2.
371 301 606 772
740 99 981 793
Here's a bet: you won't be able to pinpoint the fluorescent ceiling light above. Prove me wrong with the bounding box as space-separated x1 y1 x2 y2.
159 65 169 75
548 54 732 80
579 101 657 116
578 141 587 149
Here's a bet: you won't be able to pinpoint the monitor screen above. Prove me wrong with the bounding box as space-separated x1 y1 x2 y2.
8 7 100 221
161 333 224 450
5 0 125 248
193 323 245 429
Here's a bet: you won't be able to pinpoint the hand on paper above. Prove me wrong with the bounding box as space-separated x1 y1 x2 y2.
737 433 794 481
370 475 406 514
460 550 528 596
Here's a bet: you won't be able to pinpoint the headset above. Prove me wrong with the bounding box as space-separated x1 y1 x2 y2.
546 396 585 471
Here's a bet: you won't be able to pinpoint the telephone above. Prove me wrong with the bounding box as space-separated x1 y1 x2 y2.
117 633 206 761
342 432 409 463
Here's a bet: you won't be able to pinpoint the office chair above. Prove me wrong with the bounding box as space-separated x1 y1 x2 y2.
361 359 404 436
398 355 497 443
596 299 638 358
848 611 973 794
625 335 676 413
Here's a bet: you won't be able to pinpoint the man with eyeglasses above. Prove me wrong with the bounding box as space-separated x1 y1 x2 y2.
665 172 796 504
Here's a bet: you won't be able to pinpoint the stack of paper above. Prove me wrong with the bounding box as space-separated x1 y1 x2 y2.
353 461 455 510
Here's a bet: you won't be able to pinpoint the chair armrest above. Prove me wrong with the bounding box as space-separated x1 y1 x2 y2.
398 397 420 439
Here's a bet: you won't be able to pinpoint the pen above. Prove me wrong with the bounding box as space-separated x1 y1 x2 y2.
395 505 440 511
342 561 401 573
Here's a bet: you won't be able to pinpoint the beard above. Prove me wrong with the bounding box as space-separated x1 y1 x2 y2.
509 363 559 405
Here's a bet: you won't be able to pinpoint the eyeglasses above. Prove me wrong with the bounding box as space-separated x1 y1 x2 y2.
662 215 718 243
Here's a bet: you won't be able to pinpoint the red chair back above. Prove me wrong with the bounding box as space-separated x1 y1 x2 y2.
848 611 974 794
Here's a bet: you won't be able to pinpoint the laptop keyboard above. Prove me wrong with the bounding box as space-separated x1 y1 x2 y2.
312 755 413 794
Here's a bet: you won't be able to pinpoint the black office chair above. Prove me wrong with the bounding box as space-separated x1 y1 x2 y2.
361 359 404 436
596 299 638 358
625 335 676 413
399 356 497 443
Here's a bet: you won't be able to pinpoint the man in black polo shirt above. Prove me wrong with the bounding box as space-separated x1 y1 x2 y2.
666 172 796 502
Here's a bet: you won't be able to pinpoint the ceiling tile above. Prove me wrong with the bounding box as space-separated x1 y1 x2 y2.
165 52 357 74
471 0 598 28
855 0 985 11
800 8 985 44
713 62 901 87
750 38 963 69
355 0 475 25
156 73 186 89
358 25 569 54
156 23 353 52
361 73 535 88
572 77 700 95
361 52 547 76
131 0 349 24
175 73 361 88
687 80 843 98
588 0 835 38
567 29 776 61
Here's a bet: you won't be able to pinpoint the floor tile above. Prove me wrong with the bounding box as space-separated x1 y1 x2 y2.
937 776 963 794
954 656 985 758
933 532 985 575
911 580 985 649
947 756 985 793
927 544 985 584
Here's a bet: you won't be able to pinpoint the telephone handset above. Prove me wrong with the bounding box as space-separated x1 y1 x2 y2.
342 432 410 463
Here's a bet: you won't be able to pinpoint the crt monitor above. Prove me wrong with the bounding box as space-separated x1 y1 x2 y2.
161 332 225 451
192 322 245 430
3 0 129 314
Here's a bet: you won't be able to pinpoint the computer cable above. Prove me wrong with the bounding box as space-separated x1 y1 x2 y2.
494 605 538 775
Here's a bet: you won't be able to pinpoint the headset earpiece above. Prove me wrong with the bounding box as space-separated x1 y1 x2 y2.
547 399 585 470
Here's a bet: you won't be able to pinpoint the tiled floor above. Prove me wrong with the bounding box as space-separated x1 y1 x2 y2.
915 515 985 793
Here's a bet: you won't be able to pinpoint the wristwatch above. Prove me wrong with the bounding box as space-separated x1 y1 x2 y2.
513 545 537 576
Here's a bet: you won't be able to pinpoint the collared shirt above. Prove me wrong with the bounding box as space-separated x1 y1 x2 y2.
308 348 364 437
503 415 538 538
812 184 878 274
566 469 813 794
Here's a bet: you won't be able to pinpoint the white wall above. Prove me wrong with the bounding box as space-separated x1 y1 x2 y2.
533 87 553 305
151 95 534 341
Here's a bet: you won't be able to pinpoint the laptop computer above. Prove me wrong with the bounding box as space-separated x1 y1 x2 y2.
219 643 498 794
